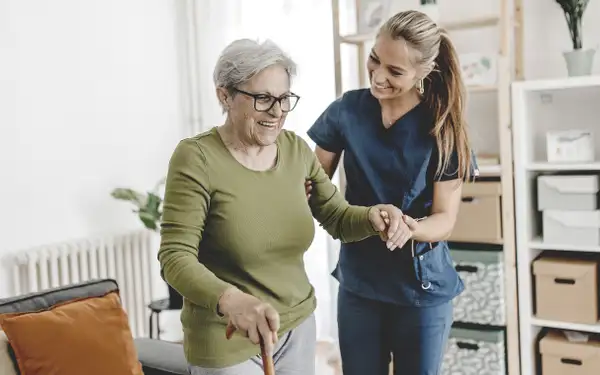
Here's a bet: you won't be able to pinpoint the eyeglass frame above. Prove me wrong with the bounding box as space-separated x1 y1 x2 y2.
232 88 300 113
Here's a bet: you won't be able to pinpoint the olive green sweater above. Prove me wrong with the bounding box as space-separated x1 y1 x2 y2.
158 127 378 367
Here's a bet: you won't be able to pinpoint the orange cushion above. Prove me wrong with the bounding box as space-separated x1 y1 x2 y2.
0 291 143 375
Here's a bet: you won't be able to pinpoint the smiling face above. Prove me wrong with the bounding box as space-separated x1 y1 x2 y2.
367 32 422 100
219 64 294 147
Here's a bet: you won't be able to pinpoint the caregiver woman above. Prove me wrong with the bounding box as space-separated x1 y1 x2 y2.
307 10 479 375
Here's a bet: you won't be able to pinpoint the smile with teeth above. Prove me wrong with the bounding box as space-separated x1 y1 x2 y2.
257 120 279 128
374 83 391 89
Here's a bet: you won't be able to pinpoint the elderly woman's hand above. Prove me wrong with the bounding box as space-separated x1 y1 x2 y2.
219 287 280 355
369 204 412 251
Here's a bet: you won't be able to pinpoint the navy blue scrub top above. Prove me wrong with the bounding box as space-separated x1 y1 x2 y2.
307 89 479 307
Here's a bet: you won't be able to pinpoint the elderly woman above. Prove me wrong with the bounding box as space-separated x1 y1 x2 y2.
157 38 408 375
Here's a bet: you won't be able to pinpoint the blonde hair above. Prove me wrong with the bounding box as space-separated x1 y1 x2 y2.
379 10 473 182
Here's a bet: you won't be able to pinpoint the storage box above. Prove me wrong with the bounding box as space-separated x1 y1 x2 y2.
533 255 599 324
537 175 599 211
449 182 502 244
540 330 600 375
441 328 505 375
546 130 595 163
542 210 600 246
451 249 505 325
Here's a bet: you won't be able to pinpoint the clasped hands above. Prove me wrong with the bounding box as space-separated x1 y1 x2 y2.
369 204 419 251
304 179 418 251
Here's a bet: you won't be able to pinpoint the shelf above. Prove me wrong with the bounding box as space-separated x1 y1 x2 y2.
339 16 500 44
531 317 600 334
468 84 498 93
512 75 600 92
529 238 600 253
478 164 502 176
526 162 600 171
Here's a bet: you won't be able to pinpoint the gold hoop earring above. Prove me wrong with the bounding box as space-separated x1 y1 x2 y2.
417 79 424 95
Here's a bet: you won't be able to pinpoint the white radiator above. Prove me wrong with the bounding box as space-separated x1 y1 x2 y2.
8 229 160 338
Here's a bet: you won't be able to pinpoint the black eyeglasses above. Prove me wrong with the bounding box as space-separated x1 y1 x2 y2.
233 88 300 113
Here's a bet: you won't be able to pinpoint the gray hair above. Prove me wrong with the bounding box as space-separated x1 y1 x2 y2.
213 39 297 109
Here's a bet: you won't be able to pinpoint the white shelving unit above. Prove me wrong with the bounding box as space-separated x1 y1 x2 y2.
512 75 600 375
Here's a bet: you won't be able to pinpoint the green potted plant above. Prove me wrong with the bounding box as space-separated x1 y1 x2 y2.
111 178 183 309
555 0 595 76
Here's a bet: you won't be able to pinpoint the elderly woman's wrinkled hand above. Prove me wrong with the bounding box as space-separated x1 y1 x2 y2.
369 204 412 251
218 287 280 355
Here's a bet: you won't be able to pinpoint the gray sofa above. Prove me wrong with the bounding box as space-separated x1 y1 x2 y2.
0 278 187 375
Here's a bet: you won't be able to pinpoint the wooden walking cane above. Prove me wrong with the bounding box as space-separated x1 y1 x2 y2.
226 322 275 375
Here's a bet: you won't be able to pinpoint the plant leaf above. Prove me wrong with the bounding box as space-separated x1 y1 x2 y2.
111 188 146 208
139 211 159 231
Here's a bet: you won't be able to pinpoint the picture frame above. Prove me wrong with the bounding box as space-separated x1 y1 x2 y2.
458 52 498 86
356 0 392 34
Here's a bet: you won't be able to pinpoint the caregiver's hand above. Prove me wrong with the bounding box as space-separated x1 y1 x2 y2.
371 204 412 251
219 287 279 355
305 179 312 200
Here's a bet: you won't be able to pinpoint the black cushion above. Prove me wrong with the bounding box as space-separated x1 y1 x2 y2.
0 278 119 314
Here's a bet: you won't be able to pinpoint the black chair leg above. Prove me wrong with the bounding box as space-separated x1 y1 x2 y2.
156 313 161 340
149 313 154 339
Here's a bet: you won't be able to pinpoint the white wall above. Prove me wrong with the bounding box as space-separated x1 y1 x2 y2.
0 0 186 298
522 0 599 79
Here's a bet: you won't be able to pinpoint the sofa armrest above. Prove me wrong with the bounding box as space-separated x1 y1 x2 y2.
134 338 188 375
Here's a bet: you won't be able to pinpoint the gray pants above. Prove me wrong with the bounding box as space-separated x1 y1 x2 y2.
188 314 316 375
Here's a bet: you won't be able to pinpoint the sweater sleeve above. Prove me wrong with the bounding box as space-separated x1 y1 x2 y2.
158 138 233 314
300 138 378 242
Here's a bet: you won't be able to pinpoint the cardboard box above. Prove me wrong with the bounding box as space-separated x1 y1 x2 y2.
540 330 600 375
449 182 502 244
533 255 599 324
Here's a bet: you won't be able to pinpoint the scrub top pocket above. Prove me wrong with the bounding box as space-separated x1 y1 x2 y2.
412 240 451 291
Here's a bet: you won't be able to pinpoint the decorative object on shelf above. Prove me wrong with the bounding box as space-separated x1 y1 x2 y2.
418 0 440 23
546 129 594 162
357 0 391 34
554 0 595 76
110 178 184 309
459 53 497 86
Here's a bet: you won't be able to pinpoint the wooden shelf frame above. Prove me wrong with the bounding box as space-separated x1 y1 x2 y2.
329 1 524 375
339 15 500 44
